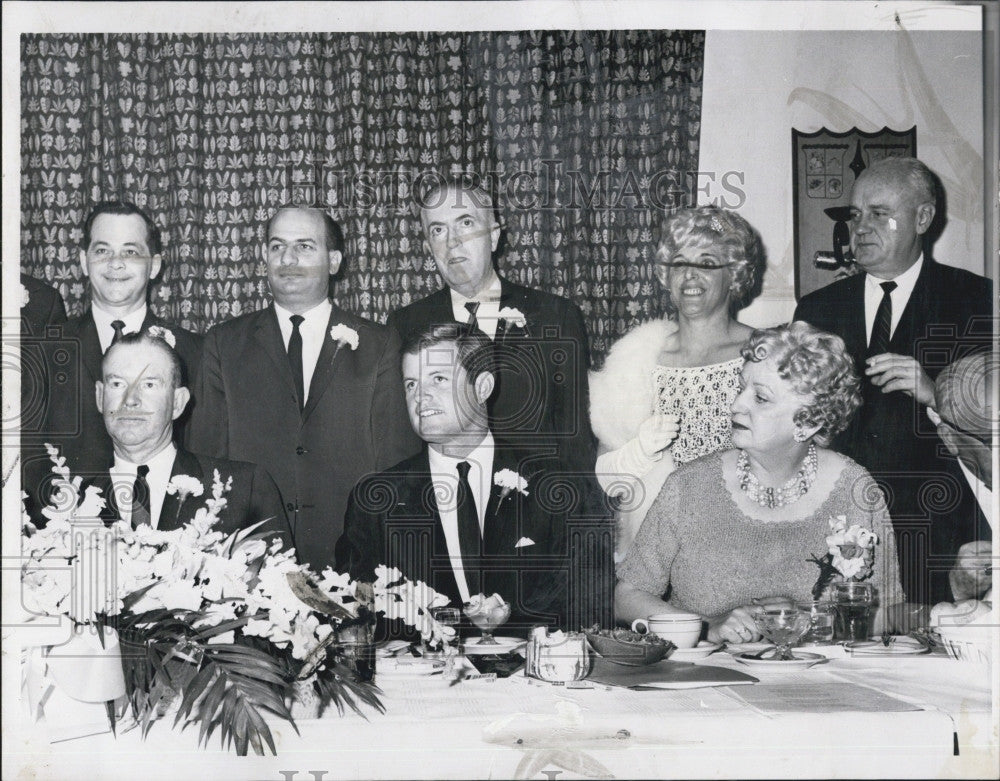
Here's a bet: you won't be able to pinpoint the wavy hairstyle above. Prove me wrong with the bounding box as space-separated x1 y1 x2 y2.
741 321 861 446
656 205 766 316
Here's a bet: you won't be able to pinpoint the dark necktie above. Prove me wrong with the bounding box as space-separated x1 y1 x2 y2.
455 461 482 595
464 301 480 331
868 280 898 357
288 314 305 410
111 320 126 345
132 464 151 528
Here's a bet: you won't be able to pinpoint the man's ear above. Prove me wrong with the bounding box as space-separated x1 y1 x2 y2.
148 253 163 280
474 371 495 404
914 202 936 235
80 249 90 278
490 221 501 252
328 250 343 276
172 386 191 421
95 380 104 413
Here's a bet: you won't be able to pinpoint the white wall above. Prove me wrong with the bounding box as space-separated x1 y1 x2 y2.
698 30 985 328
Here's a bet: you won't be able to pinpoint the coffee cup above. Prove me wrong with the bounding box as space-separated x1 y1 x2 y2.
631 612 703 648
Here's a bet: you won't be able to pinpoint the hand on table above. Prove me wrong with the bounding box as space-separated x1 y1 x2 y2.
707 606 762 644
637 413 680 459
865 353 935 406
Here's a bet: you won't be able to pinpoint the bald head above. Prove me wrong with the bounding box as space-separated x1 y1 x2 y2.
931 353 995 490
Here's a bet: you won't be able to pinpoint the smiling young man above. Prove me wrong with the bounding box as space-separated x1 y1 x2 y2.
24 201 201 522
794 157 992 605
188 206 418 570
93 331 287 540
386 174 596 477
336 323 612 634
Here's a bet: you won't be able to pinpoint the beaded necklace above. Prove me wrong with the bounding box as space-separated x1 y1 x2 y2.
737 442 818 509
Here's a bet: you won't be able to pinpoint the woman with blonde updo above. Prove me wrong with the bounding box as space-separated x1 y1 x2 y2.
590 206 765 557
614 322 905 643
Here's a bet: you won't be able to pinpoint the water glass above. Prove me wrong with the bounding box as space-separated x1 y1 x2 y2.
797 600 836 645
832 582 875 642
426 607 461 658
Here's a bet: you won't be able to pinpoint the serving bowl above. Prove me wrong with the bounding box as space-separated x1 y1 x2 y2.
585 627 674 666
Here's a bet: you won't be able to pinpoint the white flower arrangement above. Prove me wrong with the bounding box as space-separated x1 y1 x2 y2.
145 325 176 348
329 323 360 350
497 306 527 328
825 514 878 581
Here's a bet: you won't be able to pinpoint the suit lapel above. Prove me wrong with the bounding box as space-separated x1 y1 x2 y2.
889 260 931 356
78 312 104 386
303 304 347 420
158 448 204 531
843 275 868 363
254 306 299 403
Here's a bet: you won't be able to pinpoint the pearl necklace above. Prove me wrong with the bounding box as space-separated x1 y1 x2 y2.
737 442 818 509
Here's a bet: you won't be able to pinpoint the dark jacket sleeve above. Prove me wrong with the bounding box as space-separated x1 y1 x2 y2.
556 298 596 474
334 484 383 582
247 464 293 550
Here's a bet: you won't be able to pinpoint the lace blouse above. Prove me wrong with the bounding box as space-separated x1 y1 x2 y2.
651 358 741 465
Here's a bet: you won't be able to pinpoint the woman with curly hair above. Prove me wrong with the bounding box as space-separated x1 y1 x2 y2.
615 322 905 643
590 206 765 557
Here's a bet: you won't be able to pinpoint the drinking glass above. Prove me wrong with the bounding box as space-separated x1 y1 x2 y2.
427 607 461 658
753 607 810 660
465 602 511 645
797 600 836 645
832 582 875 642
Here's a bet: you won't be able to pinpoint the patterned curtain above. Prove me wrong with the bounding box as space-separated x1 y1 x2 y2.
21 31 704 357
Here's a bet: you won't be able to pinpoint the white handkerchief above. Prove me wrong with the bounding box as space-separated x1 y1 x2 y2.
515 537 535 549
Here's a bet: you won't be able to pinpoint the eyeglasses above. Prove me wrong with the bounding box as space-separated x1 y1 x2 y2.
661 260 738 272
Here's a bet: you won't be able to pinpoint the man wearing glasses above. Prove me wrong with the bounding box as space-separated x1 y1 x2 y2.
24 201 202 519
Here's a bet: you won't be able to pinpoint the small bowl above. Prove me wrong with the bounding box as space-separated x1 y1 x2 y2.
585 631 673 666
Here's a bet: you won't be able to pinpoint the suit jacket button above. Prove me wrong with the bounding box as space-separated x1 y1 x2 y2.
285 502 296 512
296 446 307 455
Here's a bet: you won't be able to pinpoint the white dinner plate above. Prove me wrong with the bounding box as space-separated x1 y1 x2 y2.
735 651 825 670
377 657 447 678
462 636 525 655
845 637 930 655
724 641 773 656
668 641 723 661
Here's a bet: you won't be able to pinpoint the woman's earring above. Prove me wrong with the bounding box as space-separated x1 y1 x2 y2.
793 426 809 443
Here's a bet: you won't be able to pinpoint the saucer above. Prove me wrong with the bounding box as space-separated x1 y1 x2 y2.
462 636 525 655
724 641 773 656
845 637 930 656
735 651 825 670
668 641 723 661
377 657 447 678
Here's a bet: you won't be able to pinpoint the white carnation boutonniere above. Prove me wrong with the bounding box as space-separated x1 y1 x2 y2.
166 474 204 503
146 325 176 348
494 469 529 512
497 306 527 330
21 283 30 308
329 323 360 351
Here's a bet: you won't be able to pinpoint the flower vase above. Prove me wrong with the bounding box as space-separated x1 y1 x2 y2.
832 582 875 642
336 617 376 683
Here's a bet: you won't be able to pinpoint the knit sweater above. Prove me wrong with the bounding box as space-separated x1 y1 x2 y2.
618 452 905 626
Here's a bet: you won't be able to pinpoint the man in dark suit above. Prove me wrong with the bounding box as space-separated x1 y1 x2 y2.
19 273 67 434
189 206 419 569
91 331 287 540
20 273 67 336
336 324 613 635
794 157 992 605
23 202 201 520
386 175 595 477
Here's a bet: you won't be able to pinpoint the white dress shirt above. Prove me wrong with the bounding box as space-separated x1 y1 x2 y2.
864 255 923 344
427 431 495 603
111 443 177 528
92 303 148 353
449 275 503 340
274 299 332 402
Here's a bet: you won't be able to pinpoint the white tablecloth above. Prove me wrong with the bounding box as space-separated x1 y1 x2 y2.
6 645 996 780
